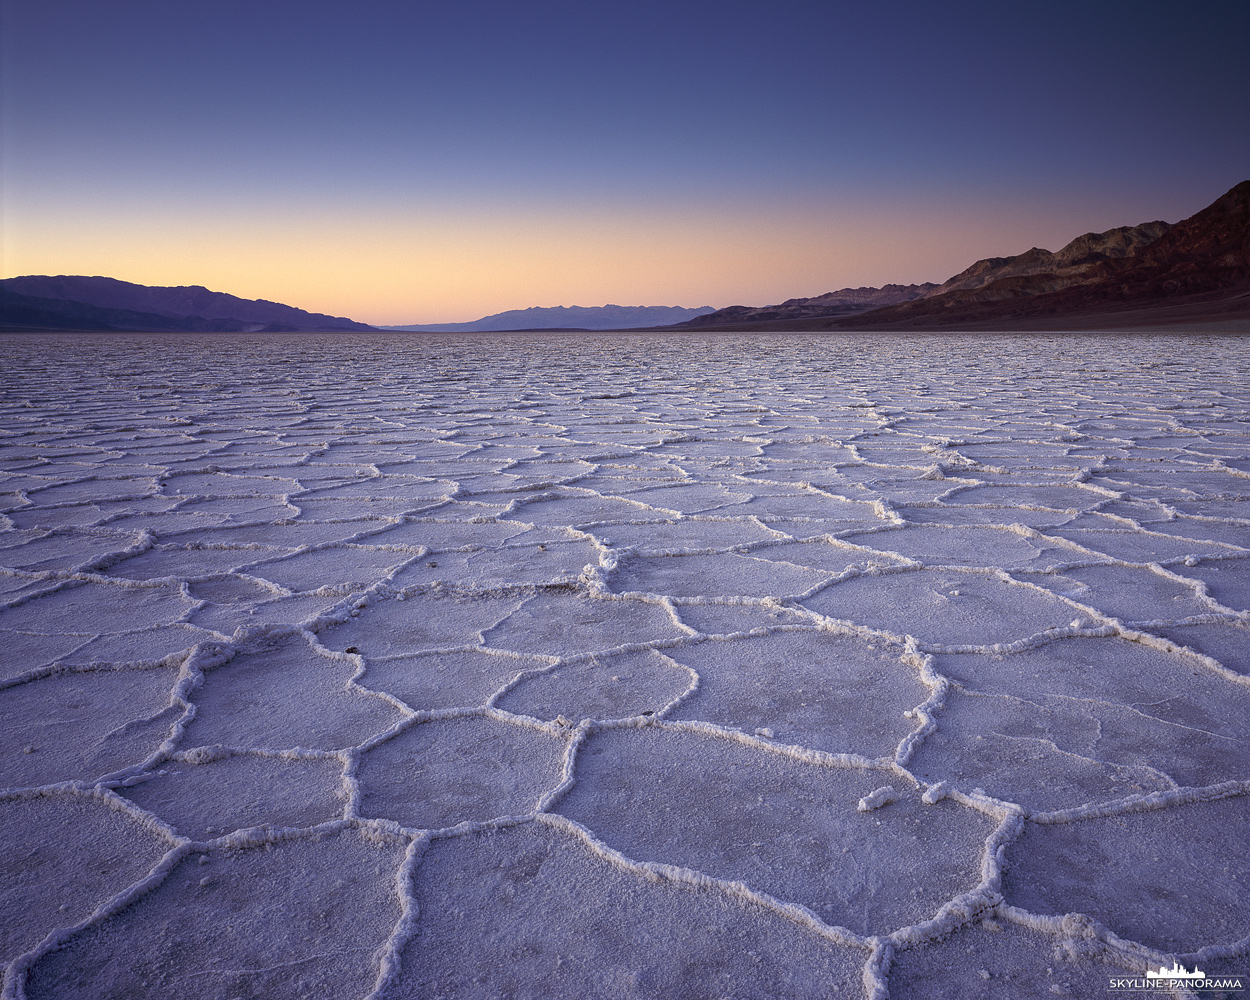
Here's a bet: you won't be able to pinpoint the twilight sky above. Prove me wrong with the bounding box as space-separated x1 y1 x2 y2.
2 0 1247 325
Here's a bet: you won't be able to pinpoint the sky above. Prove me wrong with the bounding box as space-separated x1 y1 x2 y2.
2 0 1247 325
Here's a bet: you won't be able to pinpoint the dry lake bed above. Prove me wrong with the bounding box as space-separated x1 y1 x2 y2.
1 331 1247 999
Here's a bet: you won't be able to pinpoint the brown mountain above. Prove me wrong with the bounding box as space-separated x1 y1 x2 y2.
684 283 938 328
836 181 1250 329
919 220 1173 300
675 181 1249 332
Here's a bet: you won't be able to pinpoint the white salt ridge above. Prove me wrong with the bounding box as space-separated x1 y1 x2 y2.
1 331 1249 999
857 784 900 812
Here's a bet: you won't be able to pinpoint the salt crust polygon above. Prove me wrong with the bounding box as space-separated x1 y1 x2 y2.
0 789 171 966
22 826 408 1000
398 821 867 998
182 636 405 751
120 751 346 838
1003 790 1250 955
554 725 995 938
494 647 695 723
665 630 928 758
356 714 568 830
0 666 182 788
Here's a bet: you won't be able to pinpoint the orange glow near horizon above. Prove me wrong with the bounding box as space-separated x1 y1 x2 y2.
0 193 1129 326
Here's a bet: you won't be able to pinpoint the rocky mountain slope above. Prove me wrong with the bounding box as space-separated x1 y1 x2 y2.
684 284 938 328
920 220 1173 299
676 181 1248 332
837 180 1249 328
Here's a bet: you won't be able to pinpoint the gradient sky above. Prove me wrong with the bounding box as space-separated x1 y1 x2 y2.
2 0 1247 325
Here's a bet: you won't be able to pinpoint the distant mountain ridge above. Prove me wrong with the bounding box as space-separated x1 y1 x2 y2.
0 275 374 332
382 303 716 332
685 284 937 328
0 282 713 333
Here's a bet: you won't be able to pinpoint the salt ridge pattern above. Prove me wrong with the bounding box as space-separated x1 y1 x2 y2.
1 332 1248 999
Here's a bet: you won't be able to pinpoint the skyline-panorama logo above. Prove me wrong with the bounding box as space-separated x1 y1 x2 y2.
1108 962 1244 992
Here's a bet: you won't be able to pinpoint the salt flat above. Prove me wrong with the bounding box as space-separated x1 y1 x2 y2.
1 331 1247 999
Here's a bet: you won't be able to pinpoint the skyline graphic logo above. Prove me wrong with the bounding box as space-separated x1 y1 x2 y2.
1108 962 1245 992
1148 963 1206 980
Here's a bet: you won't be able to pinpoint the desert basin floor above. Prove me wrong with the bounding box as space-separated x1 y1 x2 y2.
1 330 1248 1000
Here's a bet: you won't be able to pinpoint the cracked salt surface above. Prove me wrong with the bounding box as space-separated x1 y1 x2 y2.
1 331 1248 999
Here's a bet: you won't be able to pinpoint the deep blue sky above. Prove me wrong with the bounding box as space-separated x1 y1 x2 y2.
3 0 1247 322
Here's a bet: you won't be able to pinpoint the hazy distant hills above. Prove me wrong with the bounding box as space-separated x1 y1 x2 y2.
0 281 713 333
683 180 1249 331
0 275 374 332
382 303 716 332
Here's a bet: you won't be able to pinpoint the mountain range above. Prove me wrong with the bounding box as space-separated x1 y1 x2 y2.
0 278 709 334
683 180 1249 331
0 275 372 332
2 181 1246 333
381 303 715 332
